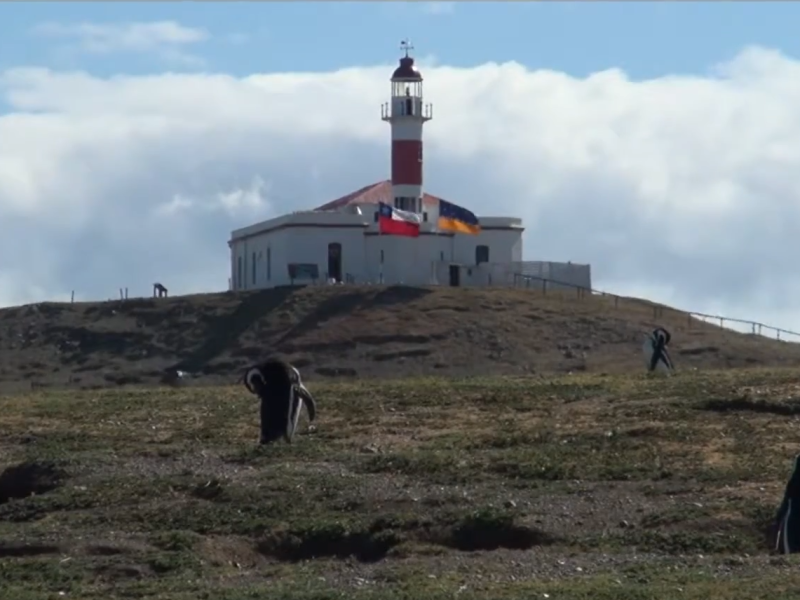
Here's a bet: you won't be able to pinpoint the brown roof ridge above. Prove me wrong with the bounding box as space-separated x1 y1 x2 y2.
314 180 442 211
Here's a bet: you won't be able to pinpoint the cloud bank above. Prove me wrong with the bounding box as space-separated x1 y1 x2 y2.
1 44 800 329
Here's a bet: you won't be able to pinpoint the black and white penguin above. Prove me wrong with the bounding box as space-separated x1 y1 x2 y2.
642 326 674 374
774 454 800 554
242 359 317 444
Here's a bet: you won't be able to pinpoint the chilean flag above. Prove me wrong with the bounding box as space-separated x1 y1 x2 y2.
378 202 421 237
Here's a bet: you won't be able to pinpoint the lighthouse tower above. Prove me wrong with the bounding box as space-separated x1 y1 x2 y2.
381 40 432 215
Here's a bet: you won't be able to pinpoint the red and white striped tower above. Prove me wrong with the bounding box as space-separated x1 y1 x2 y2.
381 40 432 214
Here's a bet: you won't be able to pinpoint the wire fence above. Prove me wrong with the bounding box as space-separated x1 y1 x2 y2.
512 273 800 344
65 272 800 344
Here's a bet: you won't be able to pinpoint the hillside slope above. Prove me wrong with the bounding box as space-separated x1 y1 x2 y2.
0 285 797 392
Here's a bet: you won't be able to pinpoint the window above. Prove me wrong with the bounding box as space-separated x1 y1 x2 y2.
418 145 423 163
252 252 257 285
394 197 418 212
237 256 243 290
423 212 428 222
374 211 379 222
405 98 413 116
476 245 490 265
267 247 272 281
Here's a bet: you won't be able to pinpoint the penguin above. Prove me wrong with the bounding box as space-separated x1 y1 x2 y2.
774 453 800 554
642 326 674 374
242 359 317 444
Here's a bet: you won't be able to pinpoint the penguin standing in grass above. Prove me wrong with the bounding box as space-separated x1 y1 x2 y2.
774 454 800 554
642 326 674 375
242 358 317 444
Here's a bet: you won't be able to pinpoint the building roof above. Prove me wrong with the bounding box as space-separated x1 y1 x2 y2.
392 56 422 81
314 180 442 211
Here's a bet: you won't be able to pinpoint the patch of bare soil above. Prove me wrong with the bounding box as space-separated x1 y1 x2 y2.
0 460 65 504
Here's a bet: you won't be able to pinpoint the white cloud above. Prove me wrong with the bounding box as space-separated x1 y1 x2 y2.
217 177 271 215
2 46 800 331
153 194 195 218
421 2 456 15
154 176 271 218
32 21 209 66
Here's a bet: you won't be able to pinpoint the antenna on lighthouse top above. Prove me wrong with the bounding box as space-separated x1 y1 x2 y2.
400 38 414 58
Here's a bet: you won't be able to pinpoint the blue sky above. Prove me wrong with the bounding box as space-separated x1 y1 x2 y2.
1 2 799 78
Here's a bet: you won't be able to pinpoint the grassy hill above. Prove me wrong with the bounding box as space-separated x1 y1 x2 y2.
0 284 798 394
1 369 799 599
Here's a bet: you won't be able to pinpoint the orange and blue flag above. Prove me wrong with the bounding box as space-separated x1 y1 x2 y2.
437 199 480 235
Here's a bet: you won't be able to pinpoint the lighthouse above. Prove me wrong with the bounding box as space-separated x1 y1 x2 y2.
229 41 542 293
381 40 433 215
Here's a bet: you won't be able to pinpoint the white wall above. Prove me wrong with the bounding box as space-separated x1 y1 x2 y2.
230 209 374 289
452 228 523 266
231 226 529 289
229 209 549 290
364 233 451 285
430 260 593 290
232 226 373 289
283 226 367 285
431 261 511 287
361 218 523 286
230 230 286 291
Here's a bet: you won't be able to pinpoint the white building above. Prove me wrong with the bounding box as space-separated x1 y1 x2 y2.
229 44 591 292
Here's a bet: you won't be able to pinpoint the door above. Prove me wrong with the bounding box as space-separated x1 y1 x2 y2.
449 265 460 287
475 245 489 265
328 243 342 283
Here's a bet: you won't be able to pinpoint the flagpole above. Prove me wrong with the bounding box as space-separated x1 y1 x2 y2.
379 200 384 285
414 223 419 285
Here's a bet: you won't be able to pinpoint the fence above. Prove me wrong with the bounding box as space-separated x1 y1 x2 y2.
512 273 800 343
69 284 170 303
63 269 800 344
514 261 593 289
428 260 592 289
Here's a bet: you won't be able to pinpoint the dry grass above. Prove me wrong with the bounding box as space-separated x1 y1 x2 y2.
2 369 800 599
1 285 799 395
